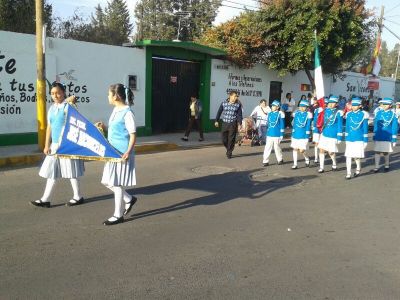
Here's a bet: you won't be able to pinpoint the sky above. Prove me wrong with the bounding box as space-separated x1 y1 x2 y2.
48 0 400 50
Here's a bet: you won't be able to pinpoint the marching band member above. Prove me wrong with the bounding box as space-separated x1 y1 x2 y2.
317 95 344 173
290 100 312 169
373 97 398 172
344 97 369 179
262 100 285 166
311 96 328 163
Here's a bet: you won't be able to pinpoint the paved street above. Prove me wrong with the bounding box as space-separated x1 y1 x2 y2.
1 142 400 299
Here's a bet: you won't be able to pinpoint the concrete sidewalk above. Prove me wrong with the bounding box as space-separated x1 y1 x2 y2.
0 132 222 168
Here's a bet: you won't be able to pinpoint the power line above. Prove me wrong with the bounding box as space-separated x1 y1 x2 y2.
220 3 255 11
223 0 259 10
384 18 400 27
387 3 400 11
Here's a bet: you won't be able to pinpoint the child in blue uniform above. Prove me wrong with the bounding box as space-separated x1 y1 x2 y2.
317 95 344 173
262 100 285 166
100 84 137 225
311 97 328 163
344 97 369 179
31 82 85 207
290 100 312 169
373 97 398 172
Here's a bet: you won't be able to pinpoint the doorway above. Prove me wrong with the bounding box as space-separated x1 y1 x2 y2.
269 81 282 105
152 57 200 134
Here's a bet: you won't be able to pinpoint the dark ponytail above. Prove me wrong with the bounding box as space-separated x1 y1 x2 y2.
109 83 134 106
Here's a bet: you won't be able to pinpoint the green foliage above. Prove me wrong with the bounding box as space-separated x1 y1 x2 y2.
380 42 400 78
199 0 374 77
134 0 221 41
0 0 53 35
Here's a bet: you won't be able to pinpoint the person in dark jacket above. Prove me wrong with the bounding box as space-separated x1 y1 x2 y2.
214 91 243 158
181 96 204 141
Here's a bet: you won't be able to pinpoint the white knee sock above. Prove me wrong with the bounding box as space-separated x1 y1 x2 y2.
329 153 337 167
41 179 56 202
384 154 390 167
293 150 298 166
106 185 131 203
303 152 309 163
314 145 318 161
319 153 325 170
355 158 361 171
70 178 81 200
374 154 380 168
346 157 352 175
112 186 124 218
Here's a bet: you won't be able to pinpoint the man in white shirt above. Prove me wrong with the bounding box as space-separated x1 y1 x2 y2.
281 92 296 128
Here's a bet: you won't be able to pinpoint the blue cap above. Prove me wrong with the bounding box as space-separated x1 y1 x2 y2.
328 95 339 103
351 96 362 106
271 100 280 107
299 100 309 107
351 99 362 106
324 96 329 104
380 97 393 105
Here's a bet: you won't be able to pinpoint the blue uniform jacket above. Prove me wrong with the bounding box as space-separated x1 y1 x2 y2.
373 109 398 143
321 108 344 140
292 111 312 139
266 111 285 137
345 110 369 143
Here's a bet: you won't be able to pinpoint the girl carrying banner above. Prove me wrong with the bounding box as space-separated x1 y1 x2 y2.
31 82 85 208
344 97 369 179
317 95 344 173
98 84 137 226
373 97 398 172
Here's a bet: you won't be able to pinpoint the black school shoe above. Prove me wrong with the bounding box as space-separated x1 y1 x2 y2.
66 197 84 207
103 216 124 226
124 196 138 215
30 200 50 208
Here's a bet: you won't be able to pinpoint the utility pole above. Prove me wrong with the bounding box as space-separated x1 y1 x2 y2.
36 0 47 151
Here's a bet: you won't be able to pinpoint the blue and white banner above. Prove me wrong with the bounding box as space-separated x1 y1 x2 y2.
56 104 122 161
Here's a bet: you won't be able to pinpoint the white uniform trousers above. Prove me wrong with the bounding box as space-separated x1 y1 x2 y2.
263 136 283 163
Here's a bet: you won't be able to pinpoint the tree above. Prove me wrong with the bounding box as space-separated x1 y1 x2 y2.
198 0 374 87
52 0 132 46
380 42 400 78
0 0 54 35
134 0 221 41
104 0 133 45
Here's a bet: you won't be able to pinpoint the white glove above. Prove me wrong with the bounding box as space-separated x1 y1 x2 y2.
363 143 368 150
393 143 396 147
337 140 342 145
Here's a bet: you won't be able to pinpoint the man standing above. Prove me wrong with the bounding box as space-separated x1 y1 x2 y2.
215 91 243 158
282 92 296 128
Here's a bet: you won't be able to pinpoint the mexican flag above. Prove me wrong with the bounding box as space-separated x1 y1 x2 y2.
314 31 325 107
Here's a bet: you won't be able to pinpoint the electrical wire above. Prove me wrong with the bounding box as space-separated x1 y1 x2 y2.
220 3 255 11
223 0 259 10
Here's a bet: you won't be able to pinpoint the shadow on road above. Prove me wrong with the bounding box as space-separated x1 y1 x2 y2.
121 169 317 222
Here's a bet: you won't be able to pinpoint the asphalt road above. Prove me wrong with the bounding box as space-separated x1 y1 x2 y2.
1 142 400 299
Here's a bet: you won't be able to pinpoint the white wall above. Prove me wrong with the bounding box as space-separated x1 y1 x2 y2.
0 31 146 135
210 59 396 118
